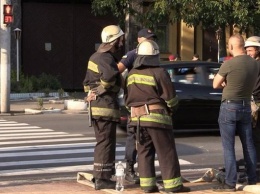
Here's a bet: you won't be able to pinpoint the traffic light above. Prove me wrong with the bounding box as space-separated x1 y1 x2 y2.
3 4 13 25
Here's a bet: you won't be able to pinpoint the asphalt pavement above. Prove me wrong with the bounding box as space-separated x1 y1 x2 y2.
0 99 259 194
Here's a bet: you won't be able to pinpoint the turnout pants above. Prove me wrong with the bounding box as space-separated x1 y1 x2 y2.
125 126 137 164
92 119 117 179
136 126 181 188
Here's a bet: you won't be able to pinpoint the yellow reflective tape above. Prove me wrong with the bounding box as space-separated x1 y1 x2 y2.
88 61 99 73
163 177 182 189
84 85 90 93
140 177 156 187
100 79 116 89
92 107 120 118
166 96 178 108
131 113 172 125
127 74 156 86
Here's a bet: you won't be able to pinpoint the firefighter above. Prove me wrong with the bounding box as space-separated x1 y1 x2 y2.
245 36 260 181
83 25 124 190
124 40 190 193
118 28 157 184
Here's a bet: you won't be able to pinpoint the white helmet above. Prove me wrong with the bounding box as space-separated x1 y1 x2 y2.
101 25 124 43
245 36 260 47
136 40 160 55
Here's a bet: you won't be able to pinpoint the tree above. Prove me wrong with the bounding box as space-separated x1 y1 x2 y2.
91 0 260 32
91 0 260 57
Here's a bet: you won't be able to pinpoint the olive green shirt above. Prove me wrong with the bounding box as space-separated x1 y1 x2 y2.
218 55 259 101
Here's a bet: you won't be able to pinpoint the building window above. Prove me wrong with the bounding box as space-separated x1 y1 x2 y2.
156 24 168 53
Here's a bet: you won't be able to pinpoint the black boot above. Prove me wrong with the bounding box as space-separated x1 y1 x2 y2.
125 162 140 184
95 178 115 190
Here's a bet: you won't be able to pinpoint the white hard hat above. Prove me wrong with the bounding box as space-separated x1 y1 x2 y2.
136 40 160 55
101 25 124 43
245 36 260 47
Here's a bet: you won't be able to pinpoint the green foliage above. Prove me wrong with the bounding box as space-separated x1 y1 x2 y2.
37 98 44 109
91 0 260 33
11 70 62 93
58 88 65 99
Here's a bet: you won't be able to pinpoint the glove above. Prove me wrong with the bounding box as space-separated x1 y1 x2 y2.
91 85 107 96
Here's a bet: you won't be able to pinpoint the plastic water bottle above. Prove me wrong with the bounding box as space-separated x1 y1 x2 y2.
115 161 125 191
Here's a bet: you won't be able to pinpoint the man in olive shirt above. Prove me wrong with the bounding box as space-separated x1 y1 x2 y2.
213 34 258 192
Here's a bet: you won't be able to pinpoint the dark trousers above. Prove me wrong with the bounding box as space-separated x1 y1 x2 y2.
125 126 137 164
136 127 181 180
93 119 117 179
253 113 260 181
253 115 260 163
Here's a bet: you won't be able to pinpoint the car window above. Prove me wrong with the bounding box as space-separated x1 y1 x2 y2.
204 66 220 86
166 67 201 85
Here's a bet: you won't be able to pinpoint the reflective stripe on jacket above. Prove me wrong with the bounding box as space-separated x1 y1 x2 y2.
124 67 178 129
83 52 121 122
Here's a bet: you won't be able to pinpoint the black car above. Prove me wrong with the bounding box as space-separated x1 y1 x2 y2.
118 61 222 132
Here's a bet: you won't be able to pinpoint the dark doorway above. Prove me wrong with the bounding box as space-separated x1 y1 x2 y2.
22 1 120 90
203 28 218 62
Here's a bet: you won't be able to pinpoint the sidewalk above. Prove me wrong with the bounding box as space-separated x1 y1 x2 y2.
1 179 258 194
6 98 86 115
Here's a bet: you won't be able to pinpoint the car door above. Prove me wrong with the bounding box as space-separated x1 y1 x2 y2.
164 64 222 130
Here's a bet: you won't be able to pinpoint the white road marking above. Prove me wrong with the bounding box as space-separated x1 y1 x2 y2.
0 132 68 136
0 147 125 158
0 123 30 126
0 126 41 130
0 142 96 151
0 137 95 145
0 134 83 140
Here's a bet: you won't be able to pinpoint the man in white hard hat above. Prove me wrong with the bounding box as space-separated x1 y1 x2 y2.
124 40 190 193
117 28 157 184
245 36 260 182
83 25 124 190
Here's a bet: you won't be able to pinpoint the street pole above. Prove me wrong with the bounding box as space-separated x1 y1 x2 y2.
14 28 21 82
0 0 12 113
215 27 222 63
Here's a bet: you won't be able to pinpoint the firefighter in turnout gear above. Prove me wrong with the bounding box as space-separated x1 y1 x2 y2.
245 36 260 181
124 40 190 193
83 25 124 190
118 28 157 184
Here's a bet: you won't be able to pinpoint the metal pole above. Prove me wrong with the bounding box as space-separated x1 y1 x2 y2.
16 38 19 81
218 39 220 63
14 28 21 82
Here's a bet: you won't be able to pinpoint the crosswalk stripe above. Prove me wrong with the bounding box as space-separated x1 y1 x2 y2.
0 126 41 130
0 142 96 151
0 129 53 133
0 134 83 140
0 132 68 137
0 147 125 158
0 137 95 145
0 121 19 124
0 155 125 168
0 123 30 126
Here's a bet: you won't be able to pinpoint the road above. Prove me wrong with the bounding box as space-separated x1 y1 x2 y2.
0 114 244 186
